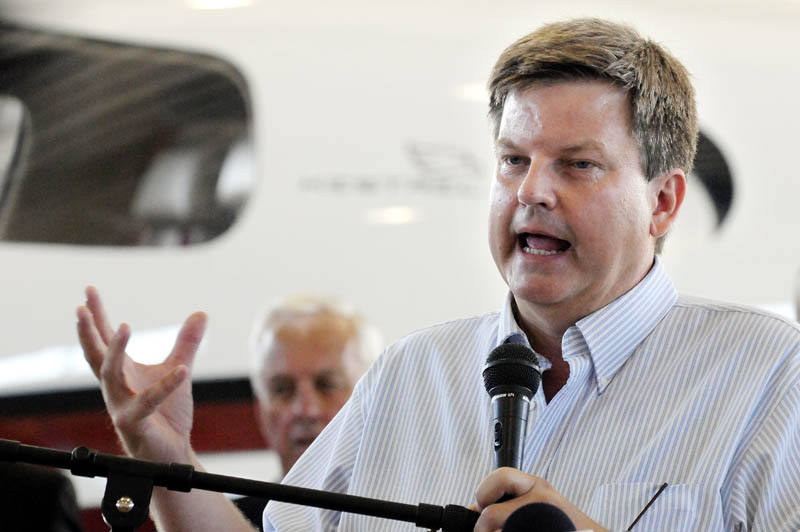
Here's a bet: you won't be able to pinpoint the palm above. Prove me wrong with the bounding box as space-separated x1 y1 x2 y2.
118 357 195 458
77 286 207 462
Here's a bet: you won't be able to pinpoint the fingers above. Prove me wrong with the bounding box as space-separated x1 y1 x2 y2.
92 323 141 413
129 365 189 420
473 472 601 532
473 469 541 532
85 285 115 344
474 496 518 532
475 468 537 511
93 322 189 428
166 311 208 368
78 286 116 379
77 305 108 378
100 322 131 387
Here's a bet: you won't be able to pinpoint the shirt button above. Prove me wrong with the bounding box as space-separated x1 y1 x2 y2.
598 376 608 388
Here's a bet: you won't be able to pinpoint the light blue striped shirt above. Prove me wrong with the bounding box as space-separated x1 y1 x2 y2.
264 258 800 531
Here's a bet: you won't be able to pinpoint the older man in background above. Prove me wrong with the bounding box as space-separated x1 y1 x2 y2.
235 296 379 529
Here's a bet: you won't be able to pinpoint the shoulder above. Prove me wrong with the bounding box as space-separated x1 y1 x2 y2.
382 310 501 363
361 310 501 390
395 311 501 345
673 294 799 338
669 294 800 382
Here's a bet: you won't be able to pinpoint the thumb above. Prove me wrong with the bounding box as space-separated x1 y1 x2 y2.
166 312 207 368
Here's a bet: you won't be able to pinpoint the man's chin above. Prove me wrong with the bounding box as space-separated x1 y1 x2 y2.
291 444 311 458
290 439 318 458
284 448 310 472
510 279 573 308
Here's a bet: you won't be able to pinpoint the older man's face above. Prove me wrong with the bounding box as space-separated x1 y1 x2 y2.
256 316 362 473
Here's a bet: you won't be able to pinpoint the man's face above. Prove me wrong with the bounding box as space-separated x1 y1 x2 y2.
489 80 660 326
256 316 362 473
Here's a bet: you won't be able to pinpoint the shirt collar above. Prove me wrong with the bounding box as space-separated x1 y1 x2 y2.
574 256 678 393
497 292 552 371
497 256 678 392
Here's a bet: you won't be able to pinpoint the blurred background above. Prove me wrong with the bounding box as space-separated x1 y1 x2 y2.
0 0 798 528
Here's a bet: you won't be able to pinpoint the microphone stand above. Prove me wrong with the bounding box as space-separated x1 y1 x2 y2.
0 438 478 532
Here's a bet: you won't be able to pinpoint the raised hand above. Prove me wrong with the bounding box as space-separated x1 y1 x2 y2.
76 286 207 462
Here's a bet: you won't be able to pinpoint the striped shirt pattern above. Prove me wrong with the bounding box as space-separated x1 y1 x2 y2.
264 258 800 531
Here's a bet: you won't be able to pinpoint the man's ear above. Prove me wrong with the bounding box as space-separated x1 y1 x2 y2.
254 399 273 449
649 168 686 239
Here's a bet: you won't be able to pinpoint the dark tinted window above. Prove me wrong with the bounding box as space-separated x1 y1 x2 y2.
0 23 252 246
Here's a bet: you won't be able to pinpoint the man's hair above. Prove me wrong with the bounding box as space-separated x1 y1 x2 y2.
488 18 698 183
248 295 382 401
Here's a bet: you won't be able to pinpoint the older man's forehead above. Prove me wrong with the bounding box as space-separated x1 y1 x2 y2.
272 311 356 343
262 332 358 374
265 367 345 384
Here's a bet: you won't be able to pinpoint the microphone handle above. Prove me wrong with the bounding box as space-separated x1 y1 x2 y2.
492 389 532 469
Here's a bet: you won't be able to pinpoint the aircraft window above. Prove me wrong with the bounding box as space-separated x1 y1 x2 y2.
0 23 252 246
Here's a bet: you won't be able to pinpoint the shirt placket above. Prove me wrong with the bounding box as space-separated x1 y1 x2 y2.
522 326 594 478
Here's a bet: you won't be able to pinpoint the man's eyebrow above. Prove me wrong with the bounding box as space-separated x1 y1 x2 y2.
560 140 606 154
494 138 520 153
494 138 608 155
314 369 346 378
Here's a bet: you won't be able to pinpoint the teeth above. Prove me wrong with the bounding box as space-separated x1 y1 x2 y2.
522 246 564 256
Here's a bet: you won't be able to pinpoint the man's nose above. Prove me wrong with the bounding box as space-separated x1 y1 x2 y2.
291 381 323 417
517 158 557 209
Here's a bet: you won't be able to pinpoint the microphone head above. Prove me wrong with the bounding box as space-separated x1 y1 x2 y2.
502 502 576 532
483 342 541 397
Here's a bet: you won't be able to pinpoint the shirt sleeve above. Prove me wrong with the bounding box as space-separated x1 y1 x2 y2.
722 343 800 531
263 355 377 532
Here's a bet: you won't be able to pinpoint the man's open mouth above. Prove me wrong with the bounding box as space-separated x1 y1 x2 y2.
519 233 571 256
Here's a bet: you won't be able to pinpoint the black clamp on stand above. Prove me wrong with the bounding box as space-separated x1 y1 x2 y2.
0 438 479 532
70 445 193 532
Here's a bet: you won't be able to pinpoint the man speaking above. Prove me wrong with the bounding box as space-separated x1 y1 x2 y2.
77 17 800 532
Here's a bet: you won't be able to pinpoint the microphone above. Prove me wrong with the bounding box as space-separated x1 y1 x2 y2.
483 342 541 469
502 502 576 532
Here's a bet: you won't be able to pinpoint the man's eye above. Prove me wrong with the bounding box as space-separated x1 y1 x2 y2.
503 155 526 166
571 160 595 169
269 381 295 399
315 376 340 393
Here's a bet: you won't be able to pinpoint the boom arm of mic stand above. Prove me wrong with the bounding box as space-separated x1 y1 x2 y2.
0 439 478 532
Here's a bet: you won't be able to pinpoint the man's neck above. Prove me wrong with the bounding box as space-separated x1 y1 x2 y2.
512 257 658 363
510 258 658 401
512 301 569 361
510 302 570 402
